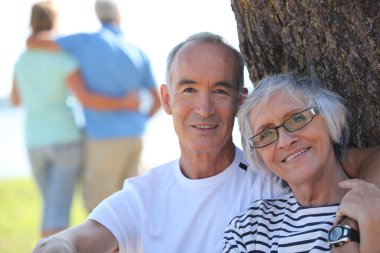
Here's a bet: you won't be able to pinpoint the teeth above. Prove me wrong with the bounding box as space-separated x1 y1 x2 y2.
196 125 216 129
284 148 307 162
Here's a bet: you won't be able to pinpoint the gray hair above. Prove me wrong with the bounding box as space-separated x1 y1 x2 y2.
165 32 245 94
238 73 350 175
95 0 119 23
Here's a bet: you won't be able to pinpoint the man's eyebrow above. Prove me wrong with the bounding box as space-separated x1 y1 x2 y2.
216 81 233 88
176 79 196 86
175 79 234 89
213 81 236 91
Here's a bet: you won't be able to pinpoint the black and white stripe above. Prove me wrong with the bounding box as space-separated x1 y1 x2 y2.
223 193 338 252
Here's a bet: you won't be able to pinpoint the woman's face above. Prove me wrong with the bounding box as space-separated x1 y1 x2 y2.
250 92 336 187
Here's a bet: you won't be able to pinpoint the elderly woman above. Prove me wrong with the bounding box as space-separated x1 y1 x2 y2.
223 73 380 252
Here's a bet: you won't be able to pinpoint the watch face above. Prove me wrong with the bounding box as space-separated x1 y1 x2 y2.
329 226 343 241
328 225 360 247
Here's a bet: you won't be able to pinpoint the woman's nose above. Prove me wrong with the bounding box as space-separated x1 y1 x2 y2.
276 126 298 148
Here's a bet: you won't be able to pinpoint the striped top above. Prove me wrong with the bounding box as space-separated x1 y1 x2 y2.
223 192 338 252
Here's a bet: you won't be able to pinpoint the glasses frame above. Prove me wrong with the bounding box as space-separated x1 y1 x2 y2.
249 107 320 149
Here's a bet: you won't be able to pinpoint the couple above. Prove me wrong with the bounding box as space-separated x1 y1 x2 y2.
32 32 380 252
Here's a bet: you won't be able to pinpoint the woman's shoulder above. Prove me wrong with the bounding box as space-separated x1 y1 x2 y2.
229 192 293 226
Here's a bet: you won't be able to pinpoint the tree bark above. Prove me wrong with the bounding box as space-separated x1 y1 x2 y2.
231 0 380 147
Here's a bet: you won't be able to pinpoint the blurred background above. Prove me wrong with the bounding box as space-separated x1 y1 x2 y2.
0 0 243 179
0 0 243 251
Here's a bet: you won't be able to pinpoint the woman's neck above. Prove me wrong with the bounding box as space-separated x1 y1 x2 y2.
291 160 349 207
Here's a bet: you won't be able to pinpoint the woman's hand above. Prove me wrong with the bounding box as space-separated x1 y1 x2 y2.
336 179 380 253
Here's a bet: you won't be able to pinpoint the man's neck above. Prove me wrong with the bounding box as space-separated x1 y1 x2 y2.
179 144 236 179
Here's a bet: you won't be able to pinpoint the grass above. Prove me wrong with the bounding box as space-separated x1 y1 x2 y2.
0 177 87 253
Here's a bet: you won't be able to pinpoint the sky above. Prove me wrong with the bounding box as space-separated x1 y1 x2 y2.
0 0 240 98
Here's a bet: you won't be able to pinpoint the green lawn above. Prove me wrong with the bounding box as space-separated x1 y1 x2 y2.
0 177 87 253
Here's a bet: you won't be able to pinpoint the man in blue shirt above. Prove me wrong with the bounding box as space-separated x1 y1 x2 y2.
29 0 161 212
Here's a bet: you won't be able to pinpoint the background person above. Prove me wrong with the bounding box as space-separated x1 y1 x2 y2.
11 1 83 238
31 33 380 253
28 0 162 212
12 0 143 238
223 73 380 252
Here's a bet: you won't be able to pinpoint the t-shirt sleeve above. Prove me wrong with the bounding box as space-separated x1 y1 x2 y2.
87 182 141 253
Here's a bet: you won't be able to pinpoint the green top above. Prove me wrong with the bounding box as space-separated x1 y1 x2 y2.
14 49 81 147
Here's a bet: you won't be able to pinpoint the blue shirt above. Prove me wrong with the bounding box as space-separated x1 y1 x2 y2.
56 24 157 139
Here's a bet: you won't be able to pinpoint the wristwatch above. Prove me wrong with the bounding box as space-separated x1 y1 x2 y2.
328 224 360 247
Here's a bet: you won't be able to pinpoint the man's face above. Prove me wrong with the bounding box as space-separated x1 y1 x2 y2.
161 41 240 154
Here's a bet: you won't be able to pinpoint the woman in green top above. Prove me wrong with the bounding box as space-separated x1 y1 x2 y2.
11 0 140 237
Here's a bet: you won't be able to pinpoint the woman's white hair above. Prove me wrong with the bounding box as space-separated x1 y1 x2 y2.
238 73 350 177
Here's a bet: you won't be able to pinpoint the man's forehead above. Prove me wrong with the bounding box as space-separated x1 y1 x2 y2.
167 40 239 91
176 41 231 60
170 41 235 73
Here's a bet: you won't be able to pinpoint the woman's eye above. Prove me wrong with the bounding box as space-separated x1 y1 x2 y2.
292 114 306 123
260 130 273 140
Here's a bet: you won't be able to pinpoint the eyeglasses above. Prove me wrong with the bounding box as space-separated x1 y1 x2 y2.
249 107 320 149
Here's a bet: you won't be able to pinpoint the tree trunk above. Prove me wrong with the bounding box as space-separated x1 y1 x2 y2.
230 0 380 147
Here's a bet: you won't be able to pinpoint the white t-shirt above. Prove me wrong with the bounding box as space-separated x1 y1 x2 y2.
223 192 338 252
88 148 286 253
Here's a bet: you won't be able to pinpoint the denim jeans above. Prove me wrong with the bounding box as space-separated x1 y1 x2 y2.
28 141 83 231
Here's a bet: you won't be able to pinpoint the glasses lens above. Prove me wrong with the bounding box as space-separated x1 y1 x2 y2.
250 108 319 149
251 128 277 148
284 110 312 132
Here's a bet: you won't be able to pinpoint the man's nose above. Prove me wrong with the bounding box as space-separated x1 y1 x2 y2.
195 93 215 118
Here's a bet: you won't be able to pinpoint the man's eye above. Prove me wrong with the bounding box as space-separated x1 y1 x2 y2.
214 89 229 95
182 87 196 93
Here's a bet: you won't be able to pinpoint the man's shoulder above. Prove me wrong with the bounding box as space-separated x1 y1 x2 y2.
124 159 178 187
56 32 90 41
145 160 178 177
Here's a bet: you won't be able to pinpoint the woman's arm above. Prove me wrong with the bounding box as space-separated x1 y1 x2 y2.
31 220 118 253
333 147 380 252
11 79 21 106
343 146 380 185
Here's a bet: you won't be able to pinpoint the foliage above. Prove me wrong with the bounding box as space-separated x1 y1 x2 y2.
0 177 86 253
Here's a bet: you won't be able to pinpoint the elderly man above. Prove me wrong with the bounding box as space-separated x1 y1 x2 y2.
31 32 380 253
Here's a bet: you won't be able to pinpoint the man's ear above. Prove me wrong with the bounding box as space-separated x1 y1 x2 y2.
160 84 172 115
238 87 249 106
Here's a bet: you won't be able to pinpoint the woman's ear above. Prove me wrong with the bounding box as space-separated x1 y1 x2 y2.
160 84 172 115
